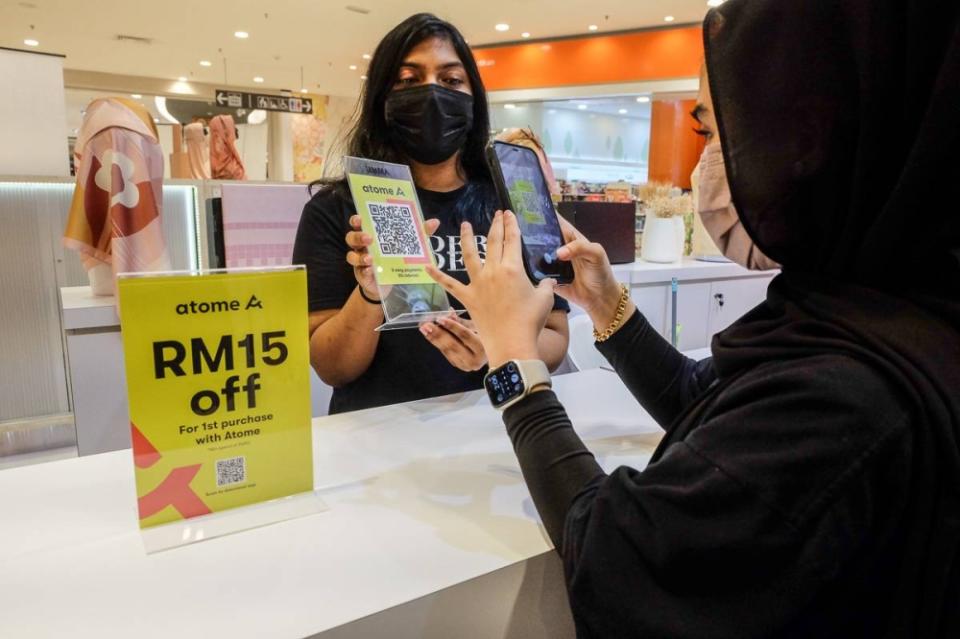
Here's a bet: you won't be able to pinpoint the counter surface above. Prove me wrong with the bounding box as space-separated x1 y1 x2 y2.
611 256 774 285
60 286 119 330
0 369 662 638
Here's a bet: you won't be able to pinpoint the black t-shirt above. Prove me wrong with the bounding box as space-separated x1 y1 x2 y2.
292 178 569 414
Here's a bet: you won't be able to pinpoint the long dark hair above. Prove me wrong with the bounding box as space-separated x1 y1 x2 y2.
314 13 491 195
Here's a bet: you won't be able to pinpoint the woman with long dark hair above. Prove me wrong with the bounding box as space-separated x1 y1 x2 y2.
292 13 570 415
428 0 960 636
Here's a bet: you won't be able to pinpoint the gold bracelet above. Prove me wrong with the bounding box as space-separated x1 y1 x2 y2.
593 284 630 343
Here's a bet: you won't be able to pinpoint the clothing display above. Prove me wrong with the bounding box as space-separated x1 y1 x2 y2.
292 179 568 414
209 114 247 180
63 97 170 294
184 122 211 180
501 0 960 637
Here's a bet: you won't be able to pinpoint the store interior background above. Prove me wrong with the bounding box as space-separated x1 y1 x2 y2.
1 0 722 462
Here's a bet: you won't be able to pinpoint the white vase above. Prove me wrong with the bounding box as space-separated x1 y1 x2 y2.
641 216 683 263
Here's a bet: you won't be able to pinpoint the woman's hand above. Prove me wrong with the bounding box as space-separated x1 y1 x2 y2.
554 216 632 331
346 215 441 301
420 314 488 371
427 211 556 369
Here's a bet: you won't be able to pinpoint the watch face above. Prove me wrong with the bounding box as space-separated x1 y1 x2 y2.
485 362 525 408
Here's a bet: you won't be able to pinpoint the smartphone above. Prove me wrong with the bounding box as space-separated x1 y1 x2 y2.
486 141 574 284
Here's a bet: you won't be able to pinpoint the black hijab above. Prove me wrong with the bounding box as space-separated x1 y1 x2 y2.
707 0 960 635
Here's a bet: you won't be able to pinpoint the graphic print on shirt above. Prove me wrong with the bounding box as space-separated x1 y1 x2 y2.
430 234 487 272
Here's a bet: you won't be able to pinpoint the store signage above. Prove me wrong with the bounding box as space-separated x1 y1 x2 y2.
117 267 313 528
215 89 314 114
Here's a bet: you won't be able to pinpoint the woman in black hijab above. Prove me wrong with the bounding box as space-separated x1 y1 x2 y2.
427 0 960 636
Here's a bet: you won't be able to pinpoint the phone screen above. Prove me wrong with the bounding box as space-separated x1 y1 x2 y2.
493 142 571 282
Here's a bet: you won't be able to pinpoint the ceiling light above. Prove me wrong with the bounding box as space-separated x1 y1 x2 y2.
707 0 725 6
664 16 676 22
618 108 628 114
504 103 516 110
349 64 357 70
130 93 142 99
578 104 588 110
362 53 371 60
177 76 187 82
153 118 160 123
253 76 264 83
588 25 599 32
23 39 39 47
300 88 308 94
636 96 650 103
495 23 510 32
234 31 249 39
360 75 368 80
199 60 212 67
521 32 531 39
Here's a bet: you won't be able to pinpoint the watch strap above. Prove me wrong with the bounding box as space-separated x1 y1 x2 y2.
515 359 551 391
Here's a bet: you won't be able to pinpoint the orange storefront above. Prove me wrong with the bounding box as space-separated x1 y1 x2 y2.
474 26 706 191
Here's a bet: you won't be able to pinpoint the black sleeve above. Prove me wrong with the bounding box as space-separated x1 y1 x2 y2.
503 391 603 546
525 356 910 639
291 190 357 312
596 310 716 427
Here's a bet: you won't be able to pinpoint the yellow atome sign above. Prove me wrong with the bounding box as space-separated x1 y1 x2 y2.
118 268 313 528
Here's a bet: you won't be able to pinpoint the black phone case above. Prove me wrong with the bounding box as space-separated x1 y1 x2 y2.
485 141 574 285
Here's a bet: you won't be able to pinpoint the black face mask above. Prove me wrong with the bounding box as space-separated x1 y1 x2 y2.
384 84 474 165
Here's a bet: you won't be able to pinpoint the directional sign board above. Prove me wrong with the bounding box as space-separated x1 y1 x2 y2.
215 90 313 115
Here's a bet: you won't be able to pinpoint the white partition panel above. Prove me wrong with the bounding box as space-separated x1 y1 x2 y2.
0 48 69 176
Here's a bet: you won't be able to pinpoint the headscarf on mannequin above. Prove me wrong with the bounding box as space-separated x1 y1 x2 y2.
706 0 960 635
184 121 211 180
64 97 170 291
209 114 247 180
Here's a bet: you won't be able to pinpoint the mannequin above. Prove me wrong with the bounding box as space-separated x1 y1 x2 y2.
64 97 170 295
184 121 211 179
209 114 247 180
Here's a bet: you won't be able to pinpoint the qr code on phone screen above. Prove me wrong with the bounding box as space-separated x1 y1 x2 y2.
368 203 424 257
215 456 246 487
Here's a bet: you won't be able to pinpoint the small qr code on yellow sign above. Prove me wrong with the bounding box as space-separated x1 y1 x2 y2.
215 456 246 487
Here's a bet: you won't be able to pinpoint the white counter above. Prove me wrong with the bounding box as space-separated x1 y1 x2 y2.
610 256 763 286
0 369 662 639
60 286 119 330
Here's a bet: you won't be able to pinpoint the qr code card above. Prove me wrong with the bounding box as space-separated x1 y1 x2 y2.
367 202 428 258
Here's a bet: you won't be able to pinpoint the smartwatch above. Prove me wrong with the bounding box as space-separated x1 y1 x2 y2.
484 359 551 411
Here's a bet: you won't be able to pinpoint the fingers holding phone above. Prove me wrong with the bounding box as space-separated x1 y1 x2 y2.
427 212 556 368
554 216 633 331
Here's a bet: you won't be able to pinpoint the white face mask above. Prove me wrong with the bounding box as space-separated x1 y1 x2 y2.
692 144 779 271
